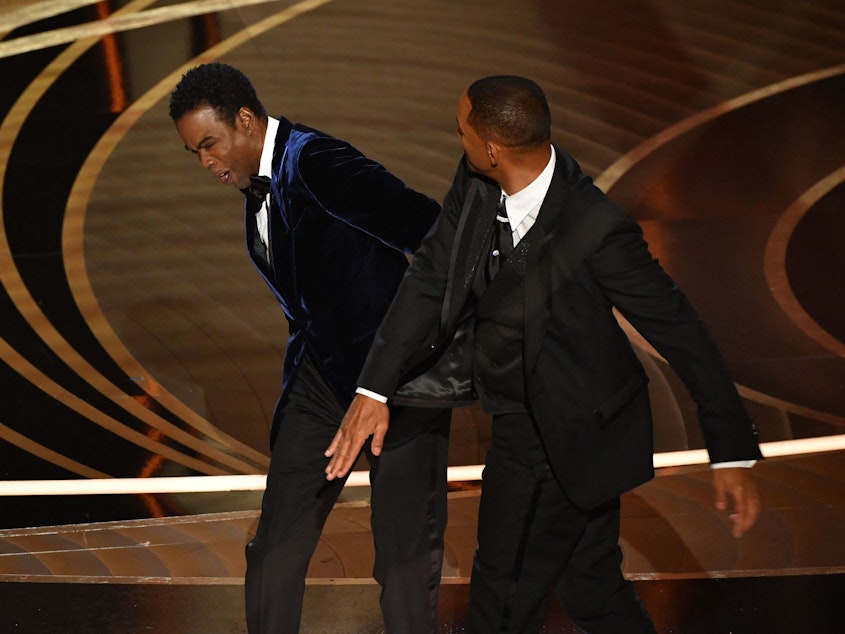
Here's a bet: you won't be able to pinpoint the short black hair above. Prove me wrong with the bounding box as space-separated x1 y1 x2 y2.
466 76 551 151
169 62 267 125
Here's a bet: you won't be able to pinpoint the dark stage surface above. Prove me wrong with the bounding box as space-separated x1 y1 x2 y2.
4 575 845 633
1 0 844 631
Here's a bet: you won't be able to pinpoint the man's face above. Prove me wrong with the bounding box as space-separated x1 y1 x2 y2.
176 105 260 191
455 92 490 176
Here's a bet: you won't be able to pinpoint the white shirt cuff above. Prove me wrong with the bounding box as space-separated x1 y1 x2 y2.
355 387 388 403
711 460 757 469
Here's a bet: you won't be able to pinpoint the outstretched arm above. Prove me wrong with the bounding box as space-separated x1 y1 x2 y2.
324 160 475 479
325 394 390 480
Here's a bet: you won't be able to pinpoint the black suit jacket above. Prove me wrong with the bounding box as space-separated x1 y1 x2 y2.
245 117 441 444
360 146 762 509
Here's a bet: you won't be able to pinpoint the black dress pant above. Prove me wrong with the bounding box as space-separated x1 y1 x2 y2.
245 357 450 633
468 411 655 634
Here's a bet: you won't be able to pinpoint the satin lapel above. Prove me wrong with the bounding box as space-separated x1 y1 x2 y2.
244 195 268 272
268 119 293 234
443 178 497 331
265 120 294 292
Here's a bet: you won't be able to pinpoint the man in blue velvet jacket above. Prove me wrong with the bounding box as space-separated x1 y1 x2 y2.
169 63 451 634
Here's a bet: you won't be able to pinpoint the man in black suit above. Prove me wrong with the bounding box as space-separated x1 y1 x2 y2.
169 63 451 634
326 75 762 633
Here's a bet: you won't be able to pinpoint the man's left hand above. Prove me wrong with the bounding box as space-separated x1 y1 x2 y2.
712 467 761 538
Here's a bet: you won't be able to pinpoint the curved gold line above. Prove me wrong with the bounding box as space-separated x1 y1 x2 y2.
595 64 845 193
0 0 288 58
0 336 227 475
0 0 252 477
0 0 103 35
597 66 845 429
764 166 845 359
614 311 845 427
0 421 109 478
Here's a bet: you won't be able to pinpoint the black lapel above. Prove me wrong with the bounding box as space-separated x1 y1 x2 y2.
266 117 293 235
524 147 579 370
244 195 270 272
261 118 296 289
443 175 498 332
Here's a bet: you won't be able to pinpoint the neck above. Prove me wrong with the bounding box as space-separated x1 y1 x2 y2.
255 116 269 146
497 146 551 196
249 116 270 174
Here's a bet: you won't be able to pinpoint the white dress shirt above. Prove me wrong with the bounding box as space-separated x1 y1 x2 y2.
254 117 280 249
500 145 555 244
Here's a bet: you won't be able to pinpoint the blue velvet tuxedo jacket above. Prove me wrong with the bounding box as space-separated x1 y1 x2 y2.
359 147 762 509
245 117 440 441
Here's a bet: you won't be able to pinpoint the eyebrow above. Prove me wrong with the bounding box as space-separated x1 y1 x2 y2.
184 135 213 153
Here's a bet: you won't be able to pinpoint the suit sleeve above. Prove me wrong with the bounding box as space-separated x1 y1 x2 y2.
355 161 470 397
583 196 761 463
296 135 440 252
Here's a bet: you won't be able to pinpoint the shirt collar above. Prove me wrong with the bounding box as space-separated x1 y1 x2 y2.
258 116 280 177
501 145 555 228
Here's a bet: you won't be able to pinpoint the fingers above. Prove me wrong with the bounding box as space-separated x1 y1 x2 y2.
712 468 761 538
324 418 364 480
370 425 386 457
324 425 363 480
324 429 342 460
729 482 761 538
324 395 389 480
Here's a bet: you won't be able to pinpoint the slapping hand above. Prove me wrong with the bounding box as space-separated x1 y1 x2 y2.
325 394 390 480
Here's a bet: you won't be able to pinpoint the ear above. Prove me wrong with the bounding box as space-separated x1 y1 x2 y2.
486 141 501 168
236 107 256 135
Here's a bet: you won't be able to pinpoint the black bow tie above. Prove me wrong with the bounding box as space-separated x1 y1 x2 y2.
248 174 271 200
